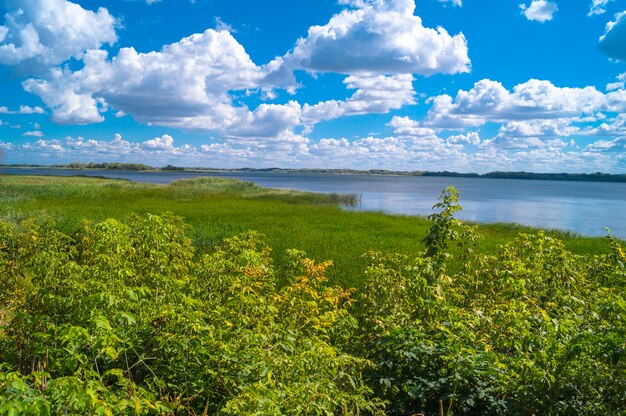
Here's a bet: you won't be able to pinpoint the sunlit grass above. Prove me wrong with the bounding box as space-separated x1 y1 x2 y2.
0 174 612 287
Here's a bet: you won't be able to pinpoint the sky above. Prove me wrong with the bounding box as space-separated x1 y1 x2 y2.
1 0 626 172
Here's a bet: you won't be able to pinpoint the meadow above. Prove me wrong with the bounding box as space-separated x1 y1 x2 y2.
0 175 611 288
2 175 625 415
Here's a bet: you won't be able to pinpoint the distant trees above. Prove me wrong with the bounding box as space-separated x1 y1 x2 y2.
61 162 154 170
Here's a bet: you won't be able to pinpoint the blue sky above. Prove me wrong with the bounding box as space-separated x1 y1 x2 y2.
1 0 626 172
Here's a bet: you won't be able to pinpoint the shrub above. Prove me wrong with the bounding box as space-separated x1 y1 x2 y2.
0 214 383 415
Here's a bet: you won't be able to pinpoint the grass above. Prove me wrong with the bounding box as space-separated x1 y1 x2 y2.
0 174 613 288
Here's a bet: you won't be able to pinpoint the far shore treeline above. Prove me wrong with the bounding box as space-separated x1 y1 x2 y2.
3 162 626 183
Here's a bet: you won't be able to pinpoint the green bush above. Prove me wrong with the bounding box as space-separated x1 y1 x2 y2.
0 214 382 415
2 187 625 415
358 188 626 415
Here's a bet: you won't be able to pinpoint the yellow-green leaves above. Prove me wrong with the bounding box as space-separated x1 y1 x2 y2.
0 214 382 415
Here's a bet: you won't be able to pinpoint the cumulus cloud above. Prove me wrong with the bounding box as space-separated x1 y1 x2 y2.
278 0 470 76
447 131 481 145
584 136 626 152
387 116 437 137
422 79 622 129
142 134 174 150
4 127 626 172
301 73 415 127
607 81 624 91
599 10 626 60
21 30 303 136
520 0 558 22
0 141 16 150
308 134 462 167
10 0 471 142
2 132 313 167
0 105 45 114
9 133 200 163
22 61 106 124
21 19 446 138
0 0 118 73
593 113 626 137
589 0 613 16
496 119 583 139
23 130 43 137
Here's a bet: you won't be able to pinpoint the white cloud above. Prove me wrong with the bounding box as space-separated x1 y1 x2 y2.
23 130 44 137
301 73 415 127
599 10 626 60
0 0 118 72
21 30 302 135
422 79 620 129
0 26 8 43
214 17 235 33
593 113 626 136
520 1 558 22
0 141 15 150
20 24 432 138
12 0 471 142
589 0 612 16
483 135 547 150
447 131 481 145
438 0 462 6
584 136 626 152
387 116 437 137
7 133 204 164
226 101 302 138
142 134 174 150
4 127 626 172
279 0 470 76
607 81 624 91
0 105 45 114
22 62 106 124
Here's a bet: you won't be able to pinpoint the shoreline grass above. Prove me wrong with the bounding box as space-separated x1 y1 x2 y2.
0 174 613 287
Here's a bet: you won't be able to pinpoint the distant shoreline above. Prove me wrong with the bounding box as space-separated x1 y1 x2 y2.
2 163 626 183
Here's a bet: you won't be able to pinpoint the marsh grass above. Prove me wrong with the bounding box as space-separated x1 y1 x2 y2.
0 174 612 288
169 176 361 206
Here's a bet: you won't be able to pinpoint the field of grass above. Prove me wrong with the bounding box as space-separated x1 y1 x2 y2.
0 174 612 287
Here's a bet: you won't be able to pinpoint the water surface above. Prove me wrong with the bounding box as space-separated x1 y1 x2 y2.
3 167 625 238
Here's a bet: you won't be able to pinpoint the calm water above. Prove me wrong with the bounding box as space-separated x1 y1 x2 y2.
3 167 626 238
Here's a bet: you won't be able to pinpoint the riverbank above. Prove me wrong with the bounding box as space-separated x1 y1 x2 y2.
0 174 611 287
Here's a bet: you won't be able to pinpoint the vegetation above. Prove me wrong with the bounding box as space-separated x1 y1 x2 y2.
0 175 609 287
59 162 155 171
0 214 383 414
1 184 625 414
357 188 626 414
4 164 626 182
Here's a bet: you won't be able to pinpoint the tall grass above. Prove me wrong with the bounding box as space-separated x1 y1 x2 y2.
169 176 361 206
0 174 612 288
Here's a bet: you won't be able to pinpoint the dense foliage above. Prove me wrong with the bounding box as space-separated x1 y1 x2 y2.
358 188 626 414
1 187 625 414
0 213 383 414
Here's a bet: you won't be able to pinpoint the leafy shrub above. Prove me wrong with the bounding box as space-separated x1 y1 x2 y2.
358 188 626 415
0 214 382 415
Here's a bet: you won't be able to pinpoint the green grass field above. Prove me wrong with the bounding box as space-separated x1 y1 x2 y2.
0 174 612 287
